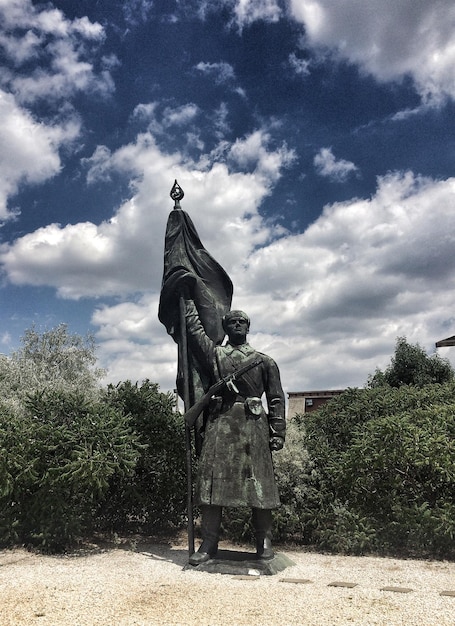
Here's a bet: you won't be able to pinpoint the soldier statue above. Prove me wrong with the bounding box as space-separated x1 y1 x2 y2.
184 300 286 565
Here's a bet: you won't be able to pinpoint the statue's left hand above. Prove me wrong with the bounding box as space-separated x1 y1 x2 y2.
270 436 284 451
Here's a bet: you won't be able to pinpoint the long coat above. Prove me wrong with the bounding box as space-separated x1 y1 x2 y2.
186 302 285 509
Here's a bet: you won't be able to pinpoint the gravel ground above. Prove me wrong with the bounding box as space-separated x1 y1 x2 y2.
0 539 454 626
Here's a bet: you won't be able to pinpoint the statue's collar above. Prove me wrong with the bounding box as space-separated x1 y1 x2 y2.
223 342 253 355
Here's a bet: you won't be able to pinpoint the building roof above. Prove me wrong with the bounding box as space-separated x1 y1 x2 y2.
288 389 345 397
435 335 455 348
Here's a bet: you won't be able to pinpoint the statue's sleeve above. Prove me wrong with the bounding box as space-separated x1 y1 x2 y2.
264 356 286 441
185 298 217 376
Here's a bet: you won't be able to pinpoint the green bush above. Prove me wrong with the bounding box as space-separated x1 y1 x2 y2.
0 389 140 552
0 326 188 551
338 405 455 555
100 380 187 534
272 416 319 544
300 383 455 557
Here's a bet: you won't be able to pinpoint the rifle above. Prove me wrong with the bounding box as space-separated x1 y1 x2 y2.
184 357 263 427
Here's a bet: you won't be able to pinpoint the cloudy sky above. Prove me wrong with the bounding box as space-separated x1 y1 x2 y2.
1 0 455 396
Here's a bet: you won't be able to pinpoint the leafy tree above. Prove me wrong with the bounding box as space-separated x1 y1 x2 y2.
0 324 105 415
368 336 454 388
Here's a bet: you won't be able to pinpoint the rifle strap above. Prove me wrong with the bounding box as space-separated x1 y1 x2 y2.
216 349 261 395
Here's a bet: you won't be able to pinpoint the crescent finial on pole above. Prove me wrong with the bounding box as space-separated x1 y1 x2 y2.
170 179 184 209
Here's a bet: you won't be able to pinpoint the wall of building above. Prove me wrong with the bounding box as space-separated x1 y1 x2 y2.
288 390 345 417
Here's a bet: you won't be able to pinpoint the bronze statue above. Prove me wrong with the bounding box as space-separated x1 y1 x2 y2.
184 304 286 564
159 181 285 565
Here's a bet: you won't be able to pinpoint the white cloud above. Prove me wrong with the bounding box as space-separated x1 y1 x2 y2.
145 170 455 393
162 103 199 127
229 171 455 391
0 0 104 40
122 0 154 27
132 102 158 123
0 0 112 222
194 61 247 98
0 0 67 36
4 107 455 393
1 331 11 347
314 147 358 182
0 28 41 64
0 90 80 220
92 295 179 387
0 128 294 300
288 52 310 76
193 0 282 30
287 0 455 102
0 0 110 103
195 61 236 84
5 38 112 104
212 102 231 138
228 129 296 180
230 0 282 30
131 102 200 141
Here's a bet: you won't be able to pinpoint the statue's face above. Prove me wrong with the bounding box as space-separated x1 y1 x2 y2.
225 316 249 345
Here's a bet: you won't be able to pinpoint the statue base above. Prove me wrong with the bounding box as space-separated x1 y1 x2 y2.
184 549 295 576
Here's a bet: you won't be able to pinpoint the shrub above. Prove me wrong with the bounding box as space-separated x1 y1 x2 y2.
100 380 187 534
0 389 140 552
272 416 320 544
338 405 455 555
301 383 455 557
0 325 188 551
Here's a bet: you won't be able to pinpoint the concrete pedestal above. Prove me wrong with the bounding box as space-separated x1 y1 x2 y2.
184 549 295 576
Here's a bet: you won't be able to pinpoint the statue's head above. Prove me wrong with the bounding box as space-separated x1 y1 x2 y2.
222 310 250 344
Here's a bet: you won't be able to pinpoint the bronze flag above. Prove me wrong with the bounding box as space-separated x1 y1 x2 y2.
158 182 233 421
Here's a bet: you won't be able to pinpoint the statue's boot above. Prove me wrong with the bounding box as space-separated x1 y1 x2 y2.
189 505 222 566
253 508 274 560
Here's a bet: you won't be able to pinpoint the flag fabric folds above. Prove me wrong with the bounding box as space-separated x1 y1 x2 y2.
158 207 233 412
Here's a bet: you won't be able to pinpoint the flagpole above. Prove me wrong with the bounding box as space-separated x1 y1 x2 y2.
179 293 195 557
170 180 195 557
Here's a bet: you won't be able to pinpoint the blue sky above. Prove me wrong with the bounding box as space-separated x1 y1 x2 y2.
1 0 455 394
